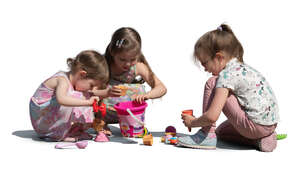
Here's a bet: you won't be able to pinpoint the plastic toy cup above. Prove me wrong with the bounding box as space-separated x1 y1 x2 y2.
116 85 128 96
181 109 193 132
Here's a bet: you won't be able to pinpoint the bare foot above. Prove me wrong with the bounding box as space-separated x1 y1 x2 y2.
63 137 77 142
77 131 93 140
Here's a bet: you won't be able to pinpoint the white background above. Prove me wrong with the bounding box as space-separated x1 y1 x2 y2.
1 0 299 169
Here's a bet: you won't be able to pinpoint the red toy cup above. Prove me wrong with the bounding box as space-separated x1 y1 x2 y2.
181 109 193 132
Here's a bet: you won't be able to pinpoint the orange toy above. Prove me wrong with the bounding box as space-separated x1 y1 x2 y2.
116 85 129 96
181 109 194 132
143 134 153 146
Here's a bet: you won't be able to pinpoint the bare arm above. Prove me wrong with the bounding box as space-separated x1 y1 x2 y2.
55 77 96 106
90 87 109 99
182 88 229 128
136 62 167 99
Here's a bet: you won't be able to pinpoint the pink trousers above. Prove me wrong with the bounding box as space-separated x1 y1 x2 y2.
202 76 276 146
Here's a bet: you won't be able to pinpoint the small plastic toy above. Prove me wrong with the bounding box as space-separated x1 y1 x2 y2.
93 100 106 117
116 85 129 96
277 134 287 140
161 126 178 145
165 126 176 136
181 109 194 132
92 100 109 142
169 137 178 145
143 134 153 146
55 141 88 149
164 134 173 144
94 131 110 142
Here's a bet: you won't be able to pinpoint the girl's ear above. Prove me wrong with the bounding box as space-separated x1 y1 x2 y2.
79 70 87 79
215 52 225 61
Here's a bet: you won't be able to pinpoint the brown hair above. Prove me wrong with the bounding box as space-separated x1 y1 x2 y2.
105 27 155 87
194 24 244 63
67 50 109 88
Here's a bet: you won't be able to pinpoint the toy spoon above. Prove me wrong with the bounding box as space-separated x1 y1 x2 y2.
55 140 88 149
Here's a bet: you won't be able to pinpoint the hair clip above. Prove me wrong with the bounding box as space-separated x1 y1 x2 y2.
217 26 223 31
116 39 124 48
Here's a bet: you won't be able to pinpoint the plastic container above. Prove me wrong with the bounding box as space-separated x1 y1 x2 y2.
114 101 148 137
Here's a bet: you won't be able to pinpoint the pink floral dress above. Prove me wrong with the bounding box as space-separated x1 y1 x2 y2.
29 72 94 141
103 65 146 123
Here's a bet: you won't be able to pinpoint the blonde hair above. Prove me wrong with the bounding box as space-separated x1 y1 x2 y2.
194 24 244 63
105 27 155 87
67 50 109 88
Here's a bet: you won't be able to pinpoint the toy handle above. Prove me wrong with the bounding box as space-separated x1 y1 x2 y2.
126 108 145 126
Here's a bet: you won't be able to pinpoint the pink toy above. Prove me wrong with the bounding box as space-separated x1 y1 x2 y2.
55 141 88 149
94 131 110 142
114 101 148 137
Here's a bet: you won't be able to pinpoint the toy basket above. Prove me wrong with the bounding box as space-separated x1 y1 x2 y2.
114 101 147 137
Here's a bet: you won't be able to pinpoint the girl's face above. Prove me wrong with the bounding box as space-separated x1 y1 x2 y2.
74 78 101 92
198 54 225 76
113 51 138 72
72 70 101 92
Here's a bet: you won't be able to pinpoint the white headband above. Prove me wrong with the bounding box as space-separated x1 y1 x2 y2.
217 26 223 31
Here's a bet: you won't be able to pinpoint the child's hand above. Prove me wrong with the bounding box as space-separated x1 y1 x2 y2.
107 86 122 97
181 114 196 128
88 86 98 95
88 96 100 105
133 94 149 104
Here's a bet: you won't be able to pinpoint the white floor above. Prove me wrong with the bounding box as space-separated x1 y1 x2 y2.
2 1 300 169
7 122 294 170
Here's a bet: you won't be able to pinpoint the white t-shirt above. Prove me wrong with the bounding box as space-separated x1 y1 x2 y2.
216 58 279 125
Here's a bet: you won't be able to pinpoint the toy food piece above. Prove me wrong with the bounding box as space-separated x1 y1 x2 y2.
165 126 176 133
94 131 110 142
170 137 178 145
181 109 194 132
116 85 129 96
161 136 166 143
143 134 153 146
164 134 173 144
277 134 287 140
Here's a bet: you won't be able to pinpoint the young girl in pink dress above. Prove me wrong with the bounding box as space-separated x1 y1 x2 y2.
29 50 109 142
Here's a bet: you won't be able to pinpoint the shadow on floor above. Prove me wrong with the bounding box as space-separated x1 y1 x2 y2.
12 126 254 150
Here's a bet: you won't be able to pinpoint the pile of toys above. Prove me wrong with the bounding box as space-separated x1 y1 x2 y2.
160 126 178 145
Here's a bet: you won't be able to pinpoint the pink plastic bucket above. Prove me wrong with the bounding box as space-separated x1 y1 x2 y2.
114 101 148 137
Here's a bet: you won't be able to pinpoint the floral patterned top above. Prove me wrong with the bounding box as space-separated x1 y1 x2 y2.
103 65 146 108
109 65 138 85
216 58 279 125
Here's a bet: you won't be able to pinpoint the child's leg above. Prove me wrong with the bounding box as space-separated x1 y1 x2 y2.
201 76 218 133
177 77 219 149
216 120 258 146
217 94 277 151
64 123 93 142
